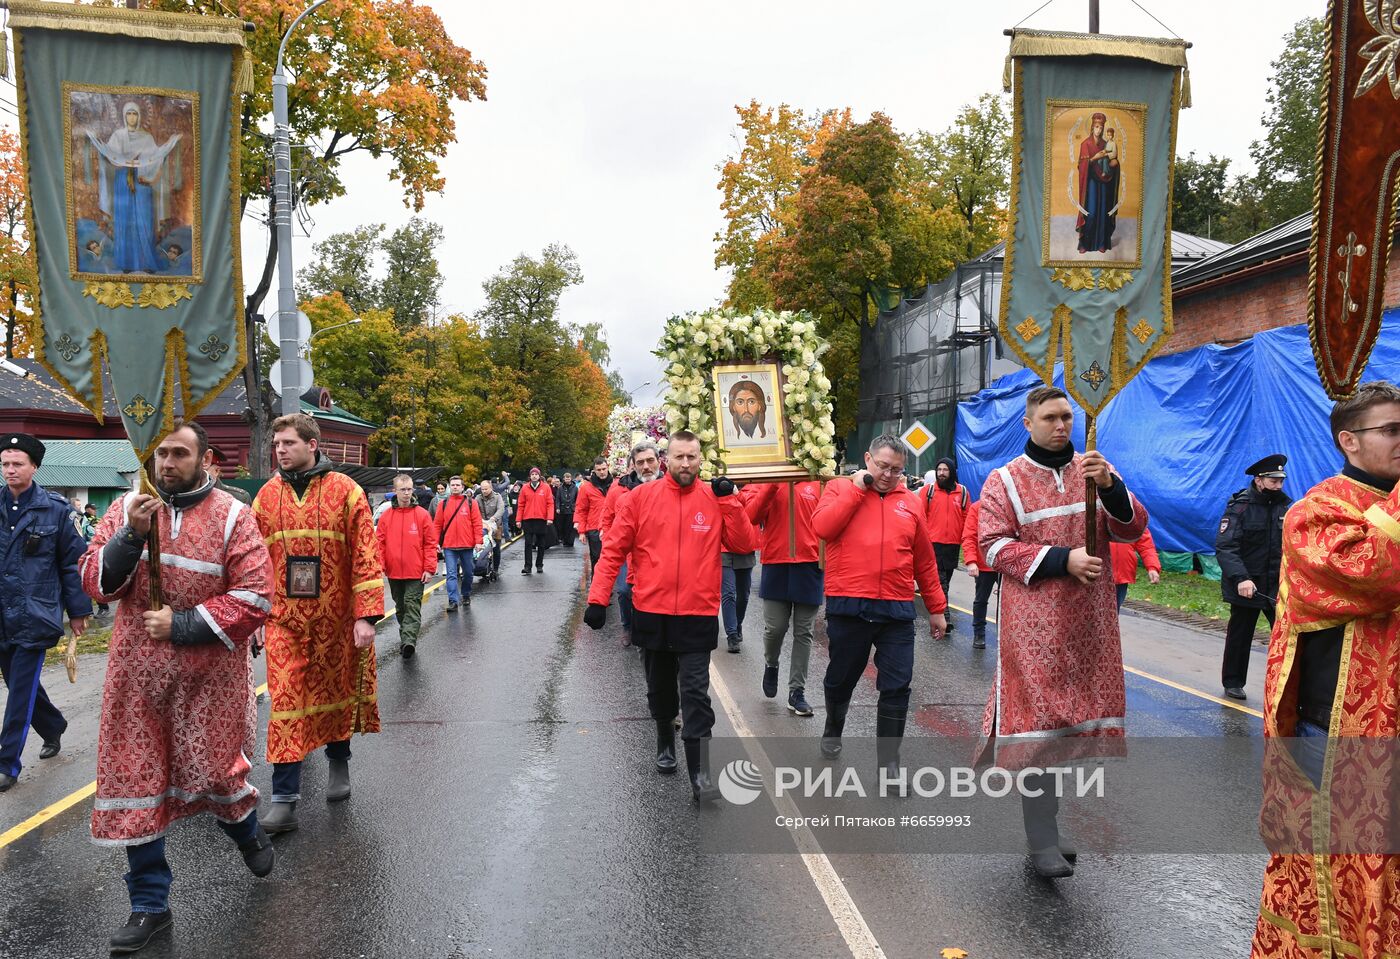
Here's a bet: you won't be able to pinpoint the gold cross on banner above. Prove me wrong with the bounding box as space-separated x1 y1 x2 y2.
123 394 156 425
1130 319 1154 344
1336 231 1368 317
1079 360 1108 392
1015 316 1042 341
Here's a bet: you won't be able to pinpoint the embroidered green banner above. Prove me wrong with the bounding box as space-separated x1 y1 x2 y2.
10 0 250 460
1000 29 1189 415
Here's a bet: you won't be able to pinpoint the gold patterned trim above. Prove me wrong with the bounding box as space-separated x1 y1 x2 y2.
8 0 248 47
1098 268 1133 291
263 529 347 546
63 81 204 285
1049 266 1096 291
1364 502 1400 543
352 579 383 593
1007 29 1189 68
269 692 378 723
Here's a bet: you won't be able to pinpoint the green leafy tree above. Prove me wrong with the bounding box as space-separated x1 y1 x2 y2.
379 218 445 328
910 93 1011 259
1248 16 1326 227
297 224 386 313
1171 153 1233 240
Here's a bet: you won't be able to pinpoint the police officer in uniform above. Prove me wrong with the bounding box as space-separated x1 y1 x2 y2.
0 433 91 791
1215 453 1290 701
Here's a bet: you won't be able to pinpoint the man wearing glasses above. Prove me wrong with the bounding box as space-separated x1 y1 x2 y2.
813 434 946 793
1251 381 1400 959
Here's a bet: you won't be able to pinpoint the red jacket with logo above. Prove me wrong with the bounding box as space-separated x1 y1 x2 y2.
587 473 758 616
1111 528 1161 585
516 481 555 523
435 494 483 550
813 478 946 610
574 476 612 532
744 480 822 564
922 482 969 545
600 480 631 536
377 503 438 579
961 499 985 568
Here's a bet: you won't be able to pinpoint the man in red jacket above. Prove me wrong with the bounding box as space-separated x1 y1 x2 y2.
814 435 947 794
1110 527 1161 610
923 457 969 633
436 475 483 611
583 431 758 802
377 474 438 659
746 480 823 717
601 442 662 633
961 498 998 649
574 457 614 572
516 466 555 575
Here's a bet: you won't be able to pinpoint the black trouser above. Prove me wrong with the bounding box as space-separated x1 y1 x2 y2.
1222 603 1275 688
823 615 915 716
556 513 576 547
641 649 716 742
586 530 602 570
522 519 549 570
932 543 960 617
972 571 999 637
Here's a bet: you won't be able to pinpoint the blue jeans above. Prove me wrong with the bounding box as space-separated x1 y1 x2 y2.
270 739 351 803
443 547 473 603
721 567 752 639
1294 719 1329 790
125 813 259 912
617 562 633 628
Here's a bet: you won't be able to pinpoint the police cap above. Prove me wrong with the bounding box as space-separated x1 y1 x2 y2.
1245 453 1287 478
0 433 45 467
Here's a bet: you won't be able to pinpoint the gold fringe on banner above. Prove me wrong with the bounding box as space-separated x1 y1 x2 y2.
1008 28 1188 69
1181 66 1191 108
8 0 247 48
1003 52 1013 93
236 50 254 96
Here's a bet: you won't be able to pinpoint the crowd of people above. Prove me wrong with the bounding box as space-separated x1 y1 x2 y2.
0 377 1397 956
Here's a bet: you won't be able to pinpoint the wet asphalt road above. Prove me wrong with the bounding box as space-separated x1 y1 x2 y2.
0 540 1269 959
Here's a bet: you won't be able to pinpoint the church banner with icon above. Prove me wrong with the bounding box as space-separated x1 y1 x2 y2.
1307 0 1400 399
1000 29 1189 414
9 0 251 460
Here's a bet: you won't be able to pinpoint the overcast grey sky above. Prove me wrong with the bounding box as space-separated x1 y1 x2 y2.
257 0 1320 398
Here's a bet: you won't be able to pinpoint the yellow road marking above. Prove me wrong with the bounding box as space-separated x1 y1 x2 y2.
944 602 1264 720
0 576 448 851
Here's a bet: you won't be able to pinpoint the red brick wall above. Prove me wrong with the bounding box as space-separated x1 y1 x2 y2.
1168 243 1400 354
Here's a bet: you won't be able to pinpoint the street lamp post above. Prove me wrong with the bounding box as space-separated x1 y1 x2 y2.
303 317 362 355
272 0 332 415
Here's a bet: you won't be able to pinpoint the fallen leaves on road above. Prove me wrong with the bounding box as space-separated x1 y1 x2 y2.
940 949 969 959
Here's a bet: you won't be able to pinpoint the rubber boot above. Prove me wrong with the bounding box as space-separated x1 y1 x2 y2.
876 709 907 797
821 696 850 759
261 800 299 834
327 759 351 803
684 739 720 803
655 721 677 774
1022 777 1073 878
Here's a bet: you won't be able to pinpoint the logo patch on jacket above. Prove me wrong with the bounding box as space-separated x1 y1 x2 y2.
691 512 711 533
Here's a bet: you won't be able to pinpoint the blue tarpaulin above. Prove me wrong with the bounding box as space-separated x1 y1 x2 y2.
954 313 1400 554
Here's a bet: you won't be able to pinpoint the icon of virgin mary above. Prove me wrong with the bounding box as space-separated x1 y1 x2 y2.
84 101 183 274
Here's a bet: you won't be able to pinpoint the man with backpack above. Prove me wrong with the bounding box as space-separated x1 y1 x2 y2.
922 457 969 633
437 475 483 612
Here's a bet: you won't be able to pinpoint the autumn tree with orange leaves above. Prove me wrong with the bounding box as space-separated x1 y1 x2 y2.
0 129 35 359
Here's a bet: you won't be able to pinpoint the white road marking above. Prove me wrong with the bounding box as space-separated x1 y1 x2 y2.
708 663 887 959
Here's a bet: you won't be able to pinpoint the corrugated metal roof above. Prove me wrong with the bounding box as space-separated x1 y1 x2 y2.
36 464 130 489
34 440 140 491
1169 214 1310 290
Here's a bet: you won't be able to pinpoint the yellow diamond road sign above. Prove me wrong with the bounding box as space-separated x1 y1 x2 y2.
900 422 935 457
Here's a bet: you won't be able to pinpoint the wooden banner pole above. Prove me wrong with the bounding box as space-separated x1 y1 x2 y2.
1084 413 1098 556
142 457 163 610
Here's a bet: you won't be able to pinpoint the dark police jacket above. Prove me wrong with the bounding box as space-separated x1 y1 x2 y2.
0 482 93 649
1215 484 1291 609
556 482 578 515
